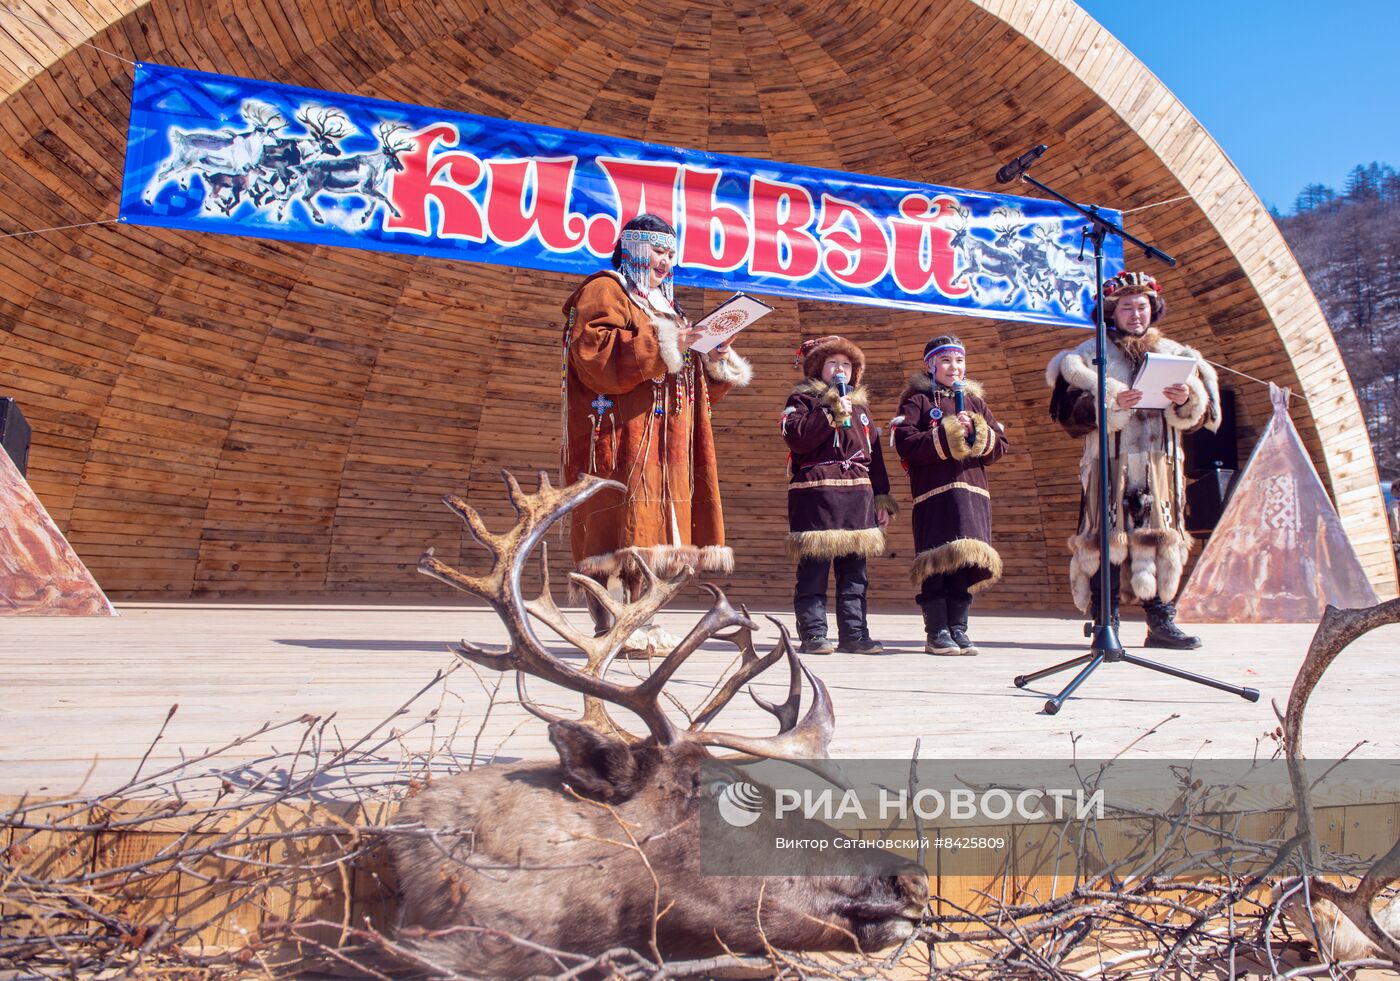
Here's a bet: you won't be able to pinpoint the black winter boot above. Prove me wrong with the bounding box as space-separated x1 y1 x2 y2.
1143 599 1201 650
834 599 884 654
946 594 978 655
921 599 959 656
846 590 885 654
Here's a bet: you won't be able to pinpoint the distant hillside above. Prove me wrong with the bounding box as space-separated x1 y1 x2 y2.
1275 163 1400 482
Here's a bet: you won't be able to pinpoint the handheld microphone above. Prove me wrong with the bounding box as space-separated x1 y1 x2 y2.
834 371 852 428
994 144 1048 184
953 381 972 446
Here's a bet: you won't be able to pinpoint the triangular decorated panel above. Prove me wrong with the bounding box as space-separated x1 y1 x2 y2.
1177 384 1379 623
1 451 115 616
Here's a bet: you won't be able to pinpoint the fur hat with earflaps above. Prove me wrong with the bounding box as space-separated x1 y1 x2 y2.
1096 270 1166 327
795 335 866 386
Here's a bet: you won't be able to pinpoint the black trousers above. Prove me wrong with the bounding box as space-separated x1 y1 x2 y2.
915 566 976 606
794 554 868 641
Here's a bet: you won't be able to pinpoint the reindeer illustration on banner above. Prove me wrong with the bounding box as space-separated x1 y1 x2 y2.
142 99 409 228
948 205 1095 311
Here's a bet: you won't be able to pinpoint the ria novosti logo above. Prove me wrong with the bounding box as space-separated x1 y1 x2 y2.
716 782 1106 825
716 781 765 828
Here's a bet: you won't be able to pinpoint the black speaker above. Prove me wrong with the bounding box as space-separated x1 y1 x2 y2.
0 397 32 477
1184 387 1238 474
1185 468 1237 535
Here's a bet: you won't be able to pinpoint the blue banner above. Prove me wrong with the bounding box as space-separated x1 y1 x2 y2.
121 63 1122 327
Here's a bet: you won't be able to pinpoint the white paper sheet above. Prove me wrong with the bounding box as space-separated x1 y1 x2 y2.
1129 352 1199 409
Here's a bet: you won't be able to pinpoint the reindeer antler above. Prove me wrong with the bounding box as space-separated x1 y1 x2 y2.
376 120 416 153
242 100 285 130
420 472 837 761
990 206 1023 236
297 105 351 139
680 614 836 760
1282 598 1400 961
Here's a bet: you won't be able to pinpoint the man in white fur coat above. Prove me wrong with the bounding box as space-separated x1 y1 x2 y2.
1046 271 1221 649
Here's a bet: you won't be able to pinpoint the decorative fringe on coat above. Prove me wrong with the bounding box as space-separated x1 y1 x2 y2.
910 538 1003 592
577 543 736 580
1065 529 1191 613
786 527 887 561
572 545 736 602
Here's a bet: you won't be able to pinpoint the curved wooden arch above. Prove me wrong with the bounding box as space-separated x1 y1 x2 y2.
0 0 1393 604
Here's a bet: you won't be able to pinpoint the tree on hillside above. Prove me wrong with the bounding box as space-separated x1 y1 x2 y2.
1293 183 1337 213
1279 164 1400 481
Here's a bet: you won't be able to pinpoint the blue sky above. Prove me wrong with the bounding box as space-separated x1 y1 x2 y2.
1076 1 1400 213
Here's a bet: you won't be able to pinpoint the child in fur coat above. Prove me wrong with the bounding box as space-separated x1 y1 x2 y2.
893 335 1008 655
781 335 898 655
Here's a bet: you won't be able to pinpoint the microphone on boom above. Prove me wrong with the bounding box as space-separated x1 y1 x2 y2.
994 144 1048 184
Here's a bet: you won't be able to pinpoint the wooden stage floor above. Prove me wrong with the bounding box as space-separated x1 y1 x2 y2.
4 602 1398 797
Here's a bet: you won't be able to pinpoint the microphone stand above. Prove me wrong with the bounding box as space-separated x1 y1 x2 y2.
1003 158 1260 715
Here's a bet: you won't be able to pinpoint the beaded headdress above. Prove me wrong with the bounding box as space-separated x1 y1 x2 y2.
619 228 677 307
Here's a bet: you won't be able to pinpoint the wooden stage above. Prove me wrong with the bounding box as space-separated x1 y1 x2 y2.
5 602 1399 799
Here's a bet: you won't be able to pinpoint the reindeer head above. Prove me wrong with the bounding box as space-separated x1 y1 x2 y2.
240 100 286 135
990 206 1024 248
947 205 972 248
375 121 416 172
396 472 929 976
295 106 349 157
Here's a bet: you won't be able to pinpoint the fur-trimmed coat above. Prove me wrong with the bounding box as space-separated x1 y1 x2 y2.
1046 331 1220 611
781 379 897 560
892 374 1007 592
562 271 752 581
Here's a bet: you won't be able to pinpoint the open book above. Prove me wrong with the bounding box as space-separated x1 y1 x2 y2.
1129 352 1199 410
687 292 774 353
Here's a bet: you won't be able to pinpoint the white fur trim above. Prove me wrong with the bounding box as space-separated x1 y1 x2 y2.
1057 343 1130 434
1128 540 1158 602
1163 344 1215 432
704 349 753 386
697 545 736 574
1066 531 1129 613
1068 549 1093 613
1154 534 1190 599
1166 375 1207 430
653 312 684 375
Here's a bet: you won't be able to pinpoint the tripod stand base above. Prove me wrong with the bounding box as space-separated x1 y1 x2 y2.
1014 634 1260 714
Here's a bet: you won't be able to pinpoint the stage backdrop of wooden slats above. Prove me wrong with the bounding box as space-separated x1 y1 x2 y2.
0 0 1395 608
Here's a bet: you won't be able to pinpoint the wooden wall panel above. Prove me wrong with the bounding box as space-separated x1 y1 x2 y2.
0 0 1394 609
